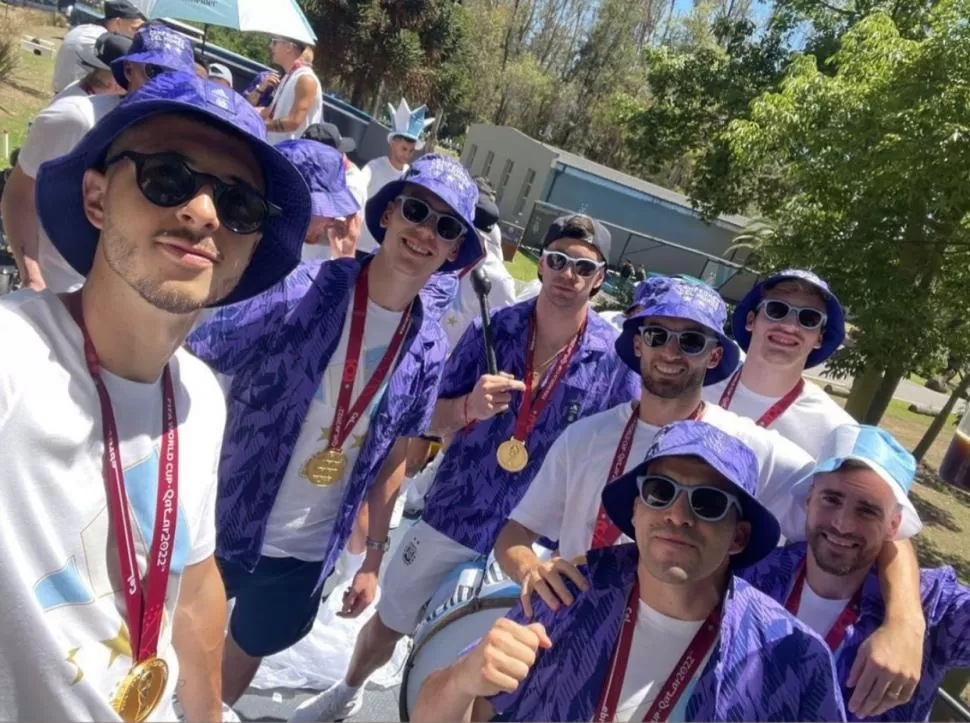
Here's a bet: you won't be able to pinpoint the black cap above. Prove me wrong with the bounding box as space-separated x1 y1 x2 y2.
95 32 132 66
474 196 500 232
302 122 356 154
104 0 146 20
542 213 612 262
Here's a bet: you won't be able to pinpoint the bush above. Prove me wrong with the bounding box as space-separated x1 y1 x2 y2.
0 11 25 86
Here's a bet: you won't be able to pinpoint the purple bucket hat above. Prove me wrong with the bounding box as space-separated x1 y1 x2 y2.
111 24 196 89
276 140 360 220
364 153 483 273
601 420 781 568
615 276 740 385
732 268 846 368
34 72 311 308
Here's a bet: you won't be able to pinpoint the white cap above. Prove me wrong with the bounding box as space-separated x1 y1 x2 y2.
208 63 233 85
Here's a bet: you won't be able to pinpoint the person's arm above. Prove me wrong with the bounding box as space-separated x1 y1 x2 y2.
172 555 227 721
266 75 317 134
929 571 970 667
0 165 44 290
845 539 925 717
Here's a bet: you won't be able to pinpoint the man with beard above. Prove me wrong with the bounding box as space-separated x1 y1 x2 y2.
494 276 812 611
412 421 845 722
0 72 310 720
743 424 970 721
291 214 639 721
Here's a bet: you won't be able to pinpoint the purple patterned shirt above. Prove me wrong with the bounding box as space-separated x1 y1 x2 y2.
186 257 447 583
489 544 846 721
742 542 970 721
420 298 641 554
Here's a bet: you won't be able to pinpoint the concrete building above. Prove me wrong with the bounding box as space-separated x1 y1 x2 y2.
461 123 757 301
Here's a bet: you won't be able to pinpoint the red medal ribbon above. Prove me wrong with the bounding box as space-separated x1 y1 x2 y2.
590 403 705 549
510 315 586 444
327 264 412 452
718 368 804 427
784 560 862 651
65 293 177 663
594 581 721 722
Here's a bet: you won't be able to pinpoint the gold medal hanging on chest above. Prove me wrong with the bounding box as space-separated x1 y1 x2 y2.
496 438 529 472
111 656 169 722
302 448 348 487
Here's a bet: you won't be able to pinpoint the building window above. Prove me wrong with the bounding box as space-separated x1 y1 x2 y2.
513 168 537 217
465 143 478 169
496 159 515 202
482 150 495 176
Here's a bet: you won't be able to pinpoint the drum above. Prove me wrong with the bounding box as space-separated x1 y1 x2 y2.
399 556 521 720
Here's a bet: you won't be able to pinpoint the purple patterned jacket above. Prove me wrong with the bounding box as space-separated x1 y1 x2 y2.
743 542 970 721
187 257 447 582
420 298 641 554
488 544 846 721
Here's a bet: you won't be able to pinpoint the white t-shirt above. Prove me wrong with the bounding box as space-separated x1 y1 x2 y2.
357 156 407 258
511 401 815 562
795 582 853 639
18 94 121 294
0 290 223 721
703 374 854 459
261 298 405 561
615 600 710 722
54 80 92 102
52 24 106 94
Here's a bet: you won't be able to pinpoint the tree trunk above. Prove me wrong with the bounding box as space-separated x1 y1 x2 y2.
914 371 970 461
845 362 883 421
863 363 905 425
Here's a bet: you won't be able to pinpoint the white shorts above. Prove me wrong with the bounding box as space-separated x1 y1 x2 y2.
378 520 479 634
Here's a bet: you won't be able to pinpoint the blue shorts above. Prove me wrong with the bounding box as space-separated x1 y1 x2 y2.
218 555 329 658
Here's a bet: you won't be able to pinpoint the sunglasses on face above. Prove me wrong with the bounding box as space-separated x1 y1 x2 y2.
144 63 167 80
638 474 742 522
541 249 606 277
758 299 827 330
104 151 280 235
638 325 717 356
395 195 467 243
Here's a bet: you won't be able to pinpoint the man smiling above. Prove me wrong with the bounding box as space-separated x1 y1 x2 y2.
187 154 482 704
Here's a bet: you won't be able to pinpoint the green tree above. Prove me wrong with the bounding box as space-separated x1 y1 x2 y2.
714 0 970 424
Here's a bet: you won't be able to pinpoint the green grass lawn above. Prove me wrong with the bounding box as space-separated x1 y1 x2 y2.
504 250 538 282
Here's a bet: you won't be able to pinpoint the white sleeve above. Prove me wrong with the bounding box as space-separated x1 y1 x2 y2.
17 102 88 179
186 383 226 565
509 429 571 541
744 424 815 537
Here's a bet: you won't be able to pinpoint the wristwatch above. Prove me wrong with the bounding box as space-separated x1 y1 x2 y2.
365 536 390 553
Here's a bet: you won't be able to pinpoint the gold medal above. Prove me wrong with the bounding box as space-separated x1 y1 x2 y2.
111 656 168 723
301 448 348 486
497 438 529 472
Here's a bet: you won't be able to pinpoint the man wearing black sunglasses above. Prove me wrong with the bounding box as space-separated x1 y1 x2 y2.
496 276 813 615
187 153 483 707
296 213 639 721
413 421 844 722
0 72 310 721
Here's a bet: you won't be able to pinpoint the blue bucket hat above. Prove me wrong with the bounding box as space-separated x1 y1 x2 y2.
785 423 921 542
615 276 740 385
732 268 845 368
276 140 360 220
602 420 781 569
364 153 483 273
35 72 311 308
111 24 196 89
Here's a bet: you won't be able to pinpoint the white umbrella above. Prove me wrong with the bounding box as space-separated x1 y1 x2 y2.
129 0 317 46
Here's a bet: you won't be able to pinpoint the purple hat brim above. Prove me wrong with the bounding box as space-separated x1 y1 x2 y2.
732 272 846 368
311 187 361 220
34 79 311 308
614 304 741 386
601 460 780 569
364 178 483 274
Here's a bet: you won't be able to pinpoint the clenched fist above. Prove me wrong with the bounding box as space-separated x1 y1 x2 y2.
455 618 552 698
466 372 526 422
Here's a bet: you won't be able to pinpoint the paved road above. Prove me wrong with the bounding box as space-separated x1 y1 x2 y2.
805 363 962 413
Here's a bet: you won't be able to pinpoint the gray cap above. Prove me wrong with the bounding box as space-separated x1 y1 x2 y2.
208 62 233 85
104 0 145 20
542 213 611 262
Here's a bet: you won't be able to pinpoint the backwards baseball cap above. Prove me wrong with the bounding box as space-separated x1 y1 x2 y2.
276 140 360 220
542 214 611 262
104 0 145 21
35 72 311 308
207 63 233 86
112 24 195 89
364 154 483 273
302 122 356 154
787 423 921 541
474 196 500 232
733 268 846 368
602 420 781 568
615 276 740 385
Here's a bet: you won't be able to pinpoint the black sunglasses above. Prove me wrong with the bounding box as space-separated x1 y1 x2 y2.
637 474 741 522
104 151 280 235
638 325 718 356
395 195 466 243
541 250 606 278
758 299 827 330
